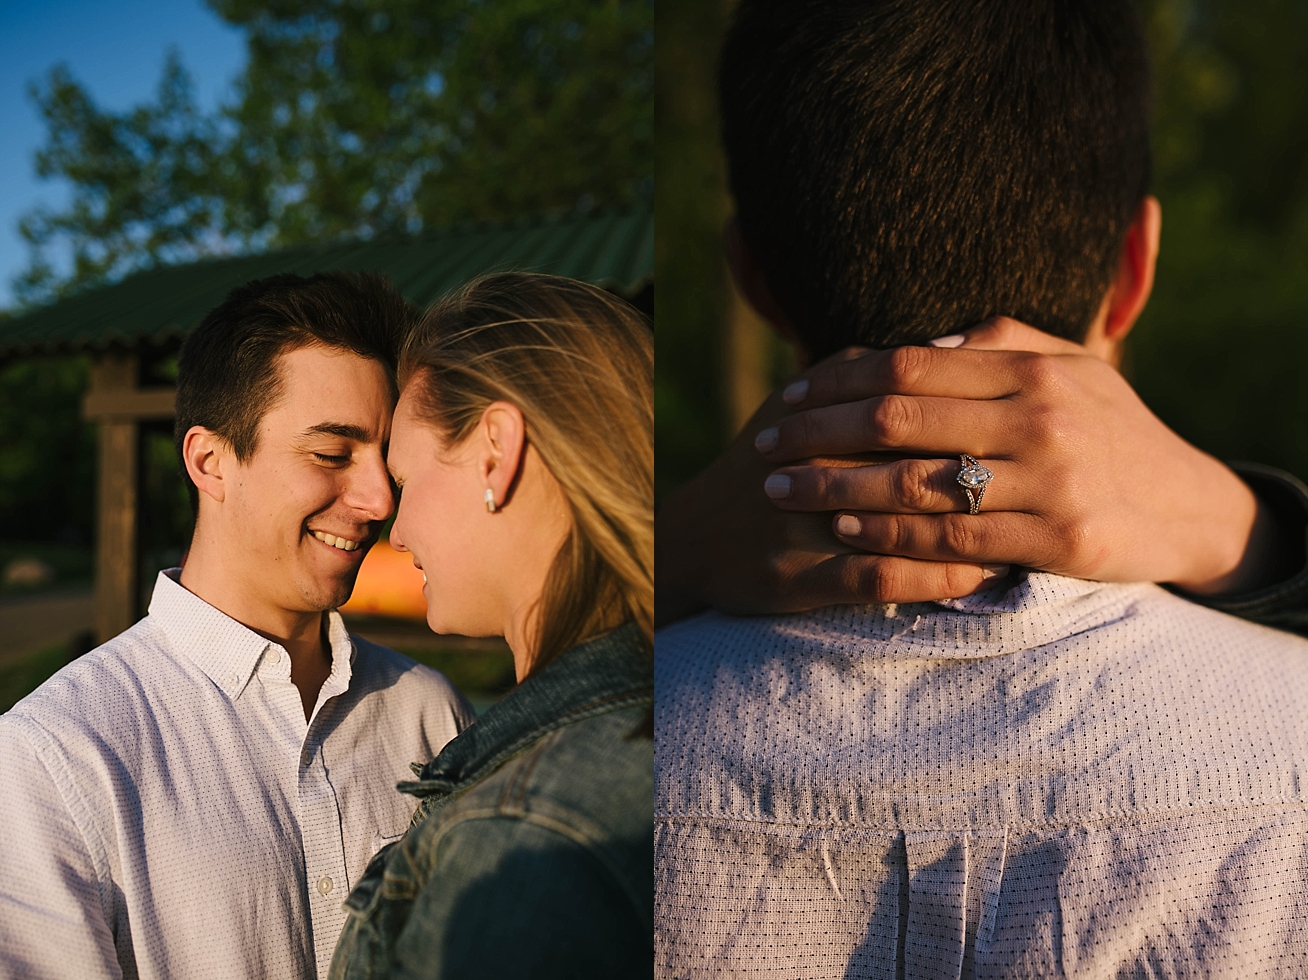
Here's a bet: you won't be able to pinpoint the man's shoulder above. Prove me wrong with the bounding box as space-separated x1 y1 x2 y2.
4 616 174 734
347 633 474 721
657 608 814 662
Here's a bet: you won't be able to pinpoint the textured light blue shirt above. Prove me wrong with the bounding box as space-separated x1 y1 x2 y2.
656 572 1308 978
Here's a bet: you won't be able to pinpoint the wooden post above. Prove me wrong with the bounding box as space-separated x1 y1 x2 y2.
83 357 178 643
88 354 140 643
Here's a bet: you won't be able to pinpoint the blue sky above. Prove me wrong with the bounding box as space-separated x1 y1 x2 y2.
0 0 245 309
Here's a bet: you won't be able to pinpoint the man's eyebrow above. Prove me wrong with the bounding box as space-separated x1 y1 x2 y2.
300 422 372 441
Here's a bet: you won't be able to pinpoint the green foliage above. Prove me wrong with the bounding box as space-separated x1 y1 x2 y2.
0 358 95 543
15 55 223 307
396 645 517 701
1134 0 1308 481
15 0 652 306
653 0 730 498
0 642 70 714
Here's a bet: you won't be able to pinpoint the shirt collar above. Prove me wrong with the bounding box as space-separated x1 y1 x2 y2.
147 569 355 702
777 569 1155 658
401 621 651 800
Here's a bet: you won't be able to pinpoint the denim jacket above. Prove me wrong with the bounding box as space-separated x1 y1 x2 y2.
1199 463 1308 636
330 623 653 980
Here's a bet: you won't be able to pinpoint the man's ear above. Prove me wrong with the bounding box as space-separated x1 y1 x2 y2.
183 427 228 504
478 401 526 512
1086 195 1161 360
724 216 810 363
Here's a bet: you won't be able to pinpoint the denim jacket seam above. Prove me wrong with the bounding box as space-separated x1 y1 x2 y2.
497 731 559 816
447 687 651 791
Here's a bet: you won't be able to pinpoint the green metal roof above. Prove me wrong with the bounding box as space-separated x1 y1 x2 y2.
0 208 652 358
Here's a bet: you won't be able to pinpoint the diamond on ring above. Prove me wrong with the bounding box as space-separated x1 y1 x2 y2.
956 454 993 515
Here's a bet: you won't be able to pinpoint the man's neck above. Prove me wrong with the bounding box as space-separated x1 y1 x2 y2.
179 538 332 721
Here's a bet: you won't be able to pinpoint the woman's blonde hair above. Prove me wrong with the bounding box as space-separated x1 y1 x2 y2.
399 272 653 675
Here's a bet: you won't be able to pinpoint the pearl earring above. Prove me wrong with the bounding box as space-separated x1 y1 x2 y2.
484 488 496 513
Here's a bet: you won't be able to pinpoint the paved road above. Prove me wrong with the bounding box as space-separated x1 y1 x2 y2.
0 589 94 668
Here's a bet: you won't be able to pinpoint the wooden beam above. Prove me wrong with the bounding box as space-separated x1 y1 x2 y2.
91 354 141 644
84 387 175 421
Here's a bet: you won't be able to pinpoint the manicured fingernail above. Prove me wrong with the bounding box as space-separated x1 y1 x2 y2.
835 514 861 536
754 427 779 453
782 379 809 405
764 474 792 499
980 564 1009 580
929 333 966 348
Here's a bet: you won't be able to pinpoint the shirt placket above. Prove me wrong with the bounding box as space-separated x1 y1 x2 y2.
298 720 350 976
256 642 352 980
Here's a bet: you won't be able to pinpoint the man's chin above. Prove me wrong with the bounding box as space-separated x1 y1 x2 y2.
298 572 361 614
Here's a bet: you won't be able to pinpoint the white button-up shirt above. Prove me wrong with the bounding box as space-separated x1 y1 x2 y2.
656 572 1308 978
0 570 474 980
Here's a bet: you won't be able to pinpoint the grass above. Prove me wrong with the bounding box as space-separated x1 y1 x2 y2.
387 645 517 715
0 641 70 713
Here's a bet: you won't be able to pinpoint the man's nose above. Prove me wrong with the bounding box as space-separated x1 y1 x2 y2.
346 453 397 523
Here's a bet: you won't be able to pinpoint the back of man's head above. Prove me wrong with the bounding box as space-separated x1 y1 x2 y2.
174 270 413 508
720 0 1152 360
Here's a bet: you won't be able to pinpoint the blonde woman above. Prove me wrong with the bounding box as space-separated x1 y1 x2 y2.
330 273 653 980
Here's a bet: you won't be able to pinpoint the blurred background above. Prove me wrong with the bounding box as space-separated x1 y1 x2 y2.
0 0 652 713
657 0 1308 503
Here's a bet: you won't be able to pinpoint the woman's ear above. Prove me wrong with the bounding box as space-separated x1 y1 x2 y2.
478 401 526 512
183 426 227 505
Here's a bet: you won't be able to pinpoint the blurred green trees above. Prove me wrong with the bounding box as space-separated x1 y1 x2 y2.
15 0 653 306
656 0 1308 496
1135 0 1308 477
4 0 651 546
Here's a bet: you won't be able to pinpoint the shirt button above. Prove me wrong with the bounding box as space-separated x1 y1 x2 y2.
226 674 238 686
317 876 334 896
267 648 282 665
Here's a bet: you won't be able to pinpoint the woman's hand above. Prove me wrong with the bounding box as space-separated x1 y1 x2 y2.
655 350 1010 627
755 318 1286 596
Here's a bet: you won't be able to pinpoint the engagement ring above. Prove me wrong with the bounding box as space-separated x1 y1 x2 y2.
956 454 993 515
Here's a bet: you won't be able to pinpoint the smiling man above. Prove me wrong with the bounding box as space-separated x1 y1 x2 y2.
0 273 473 980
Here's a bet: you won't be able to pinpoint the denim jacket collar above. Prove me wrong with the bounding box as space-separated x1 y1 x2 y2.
399 621 651 801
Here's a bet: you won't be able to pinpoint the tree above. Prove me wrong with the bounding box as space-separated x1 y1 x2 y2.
15 0 652 307
3 0 651 549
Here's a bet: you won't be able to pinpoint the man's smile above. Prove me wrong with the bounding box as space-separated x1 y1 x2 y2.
307 527 368 553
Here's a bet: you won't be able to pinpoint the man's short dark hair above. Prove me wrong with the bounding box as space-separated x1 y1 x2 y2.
719 0 1153 359
174 271 414 507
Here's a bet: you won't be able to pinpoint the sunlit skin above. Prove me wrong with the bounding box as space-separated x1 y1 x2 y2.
386 386 572 682
180 345 396 719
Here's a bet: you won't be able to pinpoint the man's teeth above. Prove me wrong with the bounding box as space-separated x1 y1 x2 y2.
312 530 359 552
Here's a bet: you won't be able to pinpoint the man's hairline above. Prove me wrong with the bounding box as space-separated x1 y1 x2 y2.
734 197 1143 355
219 337 397 463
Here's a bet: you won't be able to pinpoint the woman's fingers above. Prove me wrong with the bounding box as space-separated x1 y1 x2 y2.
789 553 1010 607
764 457 1026 514
832 510 1054 567
952 317 1088 355
756 393 1024 462
785 344 1033 409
